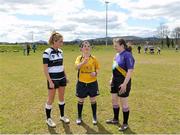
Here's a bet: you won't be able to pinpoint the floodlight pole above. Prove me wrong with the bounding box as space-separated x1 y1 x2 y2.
105 1 109 46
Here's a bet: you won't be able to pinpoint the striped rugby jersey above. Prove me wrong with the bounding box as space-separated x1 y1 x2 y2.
43 47 65 80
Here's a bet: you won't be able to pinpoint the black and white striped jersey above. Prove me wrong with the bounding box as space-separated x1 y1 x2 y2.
43 47 65 80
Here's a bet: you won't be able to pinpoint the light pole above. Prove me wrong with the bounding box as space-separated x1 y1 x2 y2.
31 31 34 43
105 1 109 46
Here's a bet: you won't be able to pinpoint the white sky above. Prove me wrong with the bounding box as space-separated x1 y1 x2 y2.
0 0 179 42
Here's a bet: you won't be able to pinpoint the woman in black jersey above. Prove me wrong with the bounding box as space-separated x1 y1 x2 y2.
43 32 70 127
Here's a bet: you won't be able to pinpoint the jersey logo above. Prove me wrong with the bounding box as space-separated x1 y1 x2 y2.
51 54 55 59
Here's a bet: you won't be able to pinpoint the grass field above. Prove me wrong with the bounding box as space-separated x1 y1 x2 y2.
0 45 180 134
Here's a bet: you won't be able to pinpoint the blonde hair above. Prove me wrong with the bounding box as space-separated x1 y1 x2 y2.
48 31 63 45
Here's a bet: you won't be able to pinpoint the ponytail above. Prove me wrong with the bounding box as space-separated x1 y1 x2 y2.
49 31 63 45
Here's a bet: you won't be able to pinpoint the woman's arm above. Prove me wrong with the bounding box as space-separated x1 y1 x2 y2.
75 57 88 70
43 64 54 88
119 69 133 94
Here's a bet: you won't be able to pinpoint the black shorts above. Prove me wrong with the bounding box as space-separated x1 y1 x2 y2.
47 77 67 89
76 81 99 98
111 78 131 97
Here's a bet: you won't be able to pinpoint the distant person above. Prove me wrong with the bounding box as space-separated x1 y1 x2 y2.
32 43 37 53
27 44 31 55
149 46 154 54
144 45 148 53
175 44 179 51
75 41 100 125
137 46 141 54
43 32 70 128
157 47 161 54
22 44 27 55
106 38 135 131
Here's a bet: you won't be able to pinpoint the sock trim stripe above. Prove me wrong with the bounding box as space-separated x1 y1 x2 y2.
45 103 52 109
58 101 65 105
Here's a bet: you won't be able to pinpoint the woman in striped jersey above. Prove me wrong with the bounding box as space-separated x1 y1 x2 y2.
106 38 135 131
43 32 70 127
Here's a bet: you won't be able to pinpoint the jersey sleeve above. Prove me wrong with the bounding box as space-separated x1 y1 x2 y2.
125 53 135 69
43 51 49 64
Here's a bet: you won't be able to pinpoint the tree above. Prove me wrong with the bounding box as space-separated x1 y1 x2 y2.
161 40 164 48
166 36 170 48
174 27 180 44
156 23 170 48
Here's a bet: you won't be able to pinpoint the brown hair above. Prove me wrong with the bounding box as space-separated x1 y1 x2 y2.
79 40 91 48
48 31 63 45
113 38 132 52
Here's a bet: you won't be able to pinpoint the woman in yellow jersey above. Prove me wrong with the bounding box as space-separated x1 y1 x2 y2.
75 41 100 125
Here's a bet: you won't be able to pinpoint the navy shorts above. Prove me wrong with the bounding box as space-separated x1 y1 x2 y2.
47 77 67 89
76 81 99 98
111 78 131 97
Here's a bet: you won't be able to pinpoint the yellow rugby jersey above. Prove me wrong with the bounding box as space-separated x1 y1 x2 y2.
75 55 100 83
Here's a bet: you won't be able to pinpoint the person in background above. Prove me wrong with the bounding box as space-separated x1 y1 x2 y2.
22 44 27 55
157 46 161 54
106 38 135 131
27 44 31 55
175 44 179 52
75 41 100 125
144 45 148 53
32 43 37 53
137 45 141 54
43 32 70 127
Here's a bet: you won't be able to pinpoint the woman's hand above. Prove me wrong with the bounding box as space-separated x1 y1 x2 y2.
119 83 127 94
109 79 112 86
66 78 70 83
82 57 88 64
49 80 54 89
90 72 97 77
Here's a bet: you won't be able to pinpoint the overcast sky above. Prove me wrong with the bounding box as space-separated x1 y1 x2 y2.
0 0 180 42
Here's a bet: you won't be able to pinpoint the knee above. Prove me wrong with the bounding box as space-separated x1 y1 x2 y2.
78 98 84 104
112 98 118 105
122 105 129 112
78 101 84 105
90 97 96 103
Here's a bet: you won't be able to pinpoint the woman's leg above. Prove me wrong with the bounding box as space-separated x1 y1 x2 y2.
58 86 65 117
106 93 120 124
112 94 120 121
58 86 70 123
119 97 129 131
90 96 97 122
76 97 85 124
45 89 56 119
77 97 85 119
120 97 129 125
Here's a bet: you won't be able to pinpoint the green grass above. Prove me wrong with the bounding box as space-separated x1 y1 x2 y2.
0 45 180 134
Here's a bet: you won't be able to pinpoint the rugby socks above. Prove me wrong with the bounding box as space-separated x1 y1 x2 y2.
78 101 84 119
58 101 65 117
113 105 119 120
122 107 129 124
45 103 52 119
91 101 97 120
